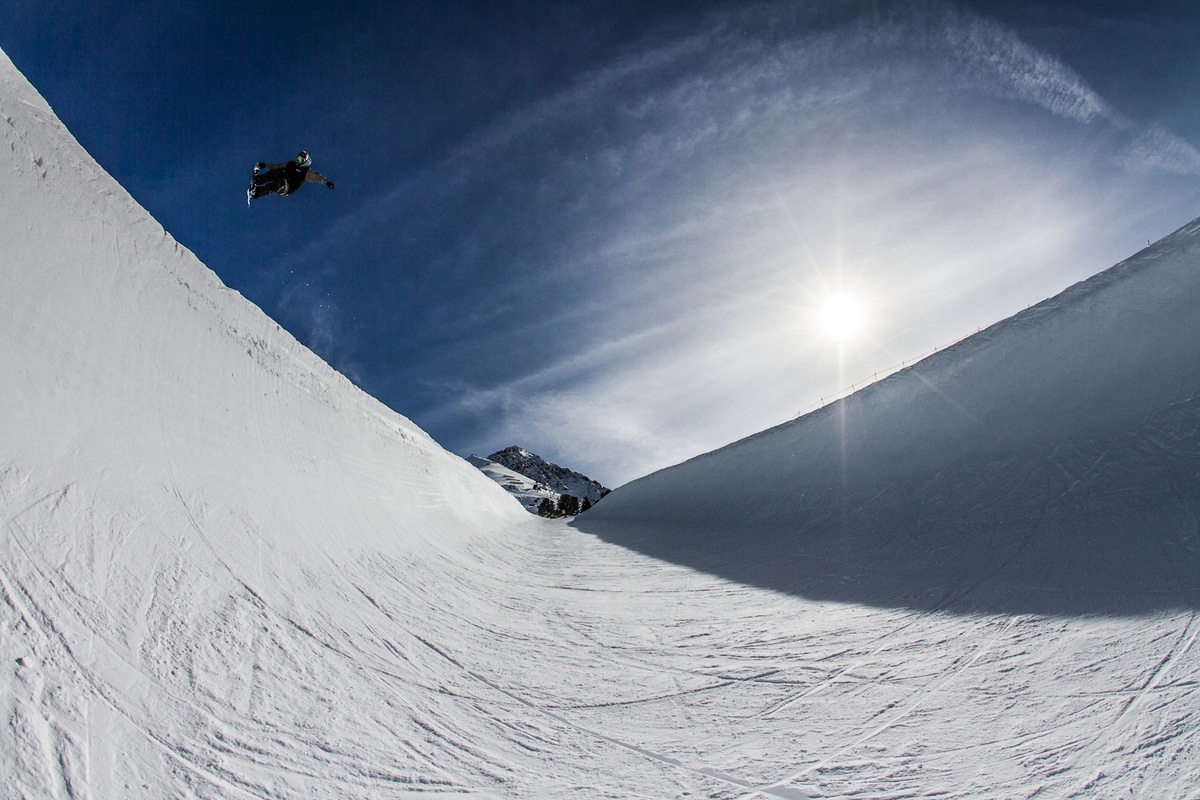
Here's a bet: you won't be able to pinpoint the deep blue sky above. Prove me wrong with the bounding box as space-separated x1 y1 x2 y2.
4 1 1200 486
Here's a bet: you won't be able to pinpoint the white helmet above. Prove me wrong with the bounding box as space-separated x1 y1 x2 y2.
296 151 312 168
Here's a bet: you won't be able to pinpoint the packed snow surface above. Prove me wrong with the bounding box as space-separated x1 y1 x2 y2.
4 46 1200 799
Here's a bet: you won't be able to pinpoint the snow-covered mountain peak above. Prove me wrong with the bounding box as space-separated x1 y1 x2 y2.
483 445 610 504
466 454 556 514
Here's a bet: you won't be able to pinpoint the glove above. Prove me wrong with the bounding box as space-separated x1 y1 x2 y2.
327 181 335 189
254 162 265 171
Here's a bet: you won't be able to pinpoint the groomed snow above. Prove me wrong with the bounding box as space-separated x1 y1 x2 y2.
4 46 1200 799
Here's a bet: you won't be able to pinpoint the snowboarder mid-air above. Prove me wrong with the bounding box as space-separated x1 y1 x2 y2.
247 151 334 204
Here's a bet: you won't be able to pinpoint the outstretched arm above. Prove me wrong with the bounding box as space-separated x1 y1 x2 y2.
305 169 334 189
256 161 290 171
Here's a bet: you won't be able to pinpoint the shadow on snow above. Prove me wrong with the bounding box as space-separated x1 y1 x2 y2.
575 394 1200 618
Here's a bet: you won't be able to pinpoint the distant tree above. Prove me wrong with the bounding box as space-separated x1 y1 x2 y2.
557 494 580 516
536 497 557 517
580 496 593 513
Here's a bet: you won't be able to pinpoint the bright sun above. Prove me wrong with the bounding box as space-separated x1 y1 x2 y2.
817 292 867 341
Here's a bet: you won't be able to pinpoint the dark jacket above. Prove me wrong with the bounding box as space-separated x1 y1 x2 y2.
257 160 334 194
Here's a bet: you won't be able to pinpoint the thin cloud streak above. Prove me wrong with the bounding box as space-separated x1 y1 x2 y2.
1117 125 1200 176
941 9 1117 123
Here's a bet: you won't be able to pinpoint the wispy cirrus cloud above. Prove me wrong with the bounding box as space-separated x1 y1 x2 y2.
941 9 1116 123
934 8 1200 177
1115 125 1200 175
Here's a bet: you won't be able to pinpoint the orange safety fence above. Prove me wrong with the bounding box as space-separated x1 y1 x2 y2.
792 326 986 420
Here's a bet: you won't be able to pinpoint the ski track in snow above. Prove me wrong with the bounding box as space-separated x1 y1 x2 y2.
6 44 1200 799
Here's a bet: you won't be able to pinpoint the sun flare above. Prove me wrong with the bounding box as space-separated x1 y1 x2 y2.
817 292 867 341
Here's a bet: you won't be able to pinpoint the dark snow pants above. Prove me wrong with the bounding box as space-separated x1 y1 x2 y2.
250 176 291 199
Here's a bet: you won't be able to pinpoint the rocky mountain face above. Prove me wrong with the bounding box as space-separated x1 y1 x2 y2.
473 446 610 512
